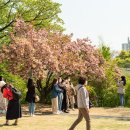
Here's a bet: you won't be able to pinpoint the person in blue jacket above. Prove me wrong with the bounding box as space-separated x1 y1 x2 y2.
51 78 63 114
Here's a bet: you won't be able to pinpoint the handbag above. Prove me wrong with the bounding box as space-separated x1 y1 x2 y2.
89 100 93 108
35 94 40 102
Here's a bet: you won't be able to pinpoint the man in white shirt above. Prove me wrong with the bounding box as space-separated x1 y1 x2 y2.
68 77 90 130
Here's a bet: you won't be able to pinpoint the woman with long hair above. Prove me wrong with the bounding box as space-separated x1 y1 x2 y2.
51 78 63 114
25 78 36 116
117 76 126 106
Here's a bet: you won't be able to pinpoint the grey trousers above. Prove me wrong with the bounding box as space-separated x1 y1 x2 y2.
69 108 90 130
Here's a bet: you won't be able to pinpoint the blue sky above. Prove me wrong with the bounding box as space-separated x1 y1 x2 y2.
54 0 130 51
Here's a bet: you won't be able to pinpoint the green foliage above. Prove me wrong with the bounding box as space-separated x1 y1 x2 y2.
89 60 121 107
116 51 130 68
101 85 119 107
0 63 27 103
85 85 98 106
0 0 64 45
99 44 111 61
125 80 130 107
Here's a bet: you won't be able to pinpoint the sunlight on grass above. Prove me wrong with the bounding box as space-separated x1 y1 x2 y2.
0 112 130 130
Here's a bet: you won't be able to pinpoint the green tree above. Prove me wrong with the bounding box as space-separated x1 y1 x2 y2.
99 44 111 61
0 0 64 46
116 51 130 68
89 60 121 107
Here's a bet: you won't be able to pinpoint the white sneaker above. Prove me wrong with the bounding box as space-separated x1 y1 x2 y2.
59 111 63 114
53 112 60 115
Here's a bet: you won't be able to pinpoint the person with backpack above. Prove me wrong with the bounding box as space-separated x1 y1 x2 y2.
25 78 36 116
1 84 22 125
68 77 90 130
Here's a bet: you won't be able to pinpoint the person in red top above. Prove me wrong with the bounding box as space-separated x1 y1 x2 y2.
1 84 22 126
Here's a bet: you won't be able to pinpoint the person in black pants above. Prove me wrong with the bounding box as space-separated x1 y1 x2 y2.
61 80 69 113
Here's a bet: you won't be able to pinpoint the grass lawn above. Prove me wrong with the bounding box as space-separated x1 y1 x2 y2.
0 105 130 130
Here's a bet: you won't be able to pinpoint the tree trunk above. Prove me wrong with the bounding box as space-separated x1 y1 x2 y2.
36 71 53 103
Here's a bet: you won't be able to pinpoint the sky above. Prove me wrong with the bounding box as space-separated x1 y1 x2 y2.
54 0 130 51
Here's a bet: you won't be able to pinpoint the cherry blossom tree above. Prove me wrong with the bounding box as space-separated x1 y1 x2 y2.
0 19 105 102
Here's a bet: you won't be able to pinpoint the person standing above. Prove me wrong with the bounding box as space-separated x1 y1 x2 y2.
69 83 76 110
61 79 69 113
58 77 64 113
1 84 22 125
69 77 90 130
0 76 6 114
65 77 71 111
25 78 36 116
51 78 63 114
117 76 126 107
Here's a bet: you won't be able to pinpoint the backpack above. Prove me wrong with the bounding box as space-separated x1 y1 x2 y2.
11 87 22 101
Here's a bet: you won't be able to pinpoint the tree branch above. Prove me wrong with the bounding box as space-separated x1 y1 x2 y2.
0 0 11 9
46 71 53 88
0 20 14 32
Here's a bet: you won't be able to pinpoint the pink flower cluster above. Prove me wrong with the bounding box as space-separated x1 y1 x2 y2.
0 19 105 79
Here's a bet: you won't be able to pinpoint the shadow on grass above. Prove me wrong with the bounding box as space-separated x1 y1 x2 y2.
22 110 52 117
116 118 130 121
90 115 130 122
0 124 3 127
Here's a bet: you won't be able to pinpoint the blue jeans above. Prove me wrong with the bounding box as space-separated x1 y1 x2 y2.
119 94 125 106
58 93 63 111
29 102 35 114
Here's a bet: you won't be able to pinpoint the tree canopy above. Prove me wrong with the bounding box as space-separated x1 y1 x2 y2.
0 0 64 46
0 19 105 80
116 51 130 68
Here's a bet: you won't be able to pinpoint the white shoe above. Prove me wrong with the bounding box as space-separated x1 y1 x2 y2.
32 114 35 117
118 106 124 108
59 111 63 114
53 112 60 115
